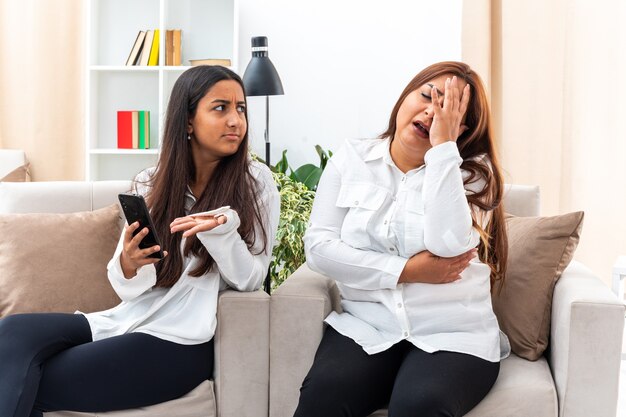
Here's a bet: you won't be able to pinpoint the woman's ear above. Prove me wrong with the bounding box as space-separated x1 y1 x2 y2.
459 125 469 136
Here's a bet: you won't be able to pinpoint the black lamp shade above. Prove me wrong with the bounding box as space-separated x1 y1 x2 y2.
242 37 284 97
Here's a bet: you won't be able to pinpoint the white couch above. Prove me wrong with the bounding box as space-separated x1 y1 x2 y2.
269 185 625 417
0 180 269 417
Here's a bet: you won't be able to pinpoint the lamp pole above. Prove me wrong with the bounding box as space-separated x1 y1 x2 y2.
265 96 270 166
242 36 284 293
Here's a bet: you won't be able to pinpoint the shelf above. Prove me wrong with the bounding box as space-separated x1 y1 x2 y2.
90 149 160 155
90 66 160 72
89 65 194 71
85 0 238 180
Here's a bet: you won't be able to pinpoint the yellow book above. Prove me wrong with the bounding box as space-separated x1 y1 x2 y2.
148 29 160 66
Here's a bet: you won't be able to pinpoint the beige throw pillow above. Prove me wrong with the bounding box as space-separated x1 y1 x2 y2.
1 163 31 182
492 211 584 361
0 204 122 317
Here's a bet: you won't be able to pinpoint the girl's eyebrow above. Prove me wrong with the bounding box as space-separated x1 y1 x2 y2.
211 99 246 106
426 83 443 95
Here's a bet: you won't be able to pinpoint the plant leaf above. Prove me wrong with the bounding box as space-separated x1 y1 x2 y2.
274 150 290 174
315 144 331 170
293 164 322 191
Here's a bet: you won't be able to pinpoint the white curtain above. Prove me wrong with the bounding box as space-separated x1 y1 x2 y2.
462 0 626 286
0 0 84 180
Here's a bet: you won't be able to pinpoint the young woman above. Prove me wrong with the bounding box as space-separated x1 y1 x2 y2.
0 65 279 417
295 61 509 417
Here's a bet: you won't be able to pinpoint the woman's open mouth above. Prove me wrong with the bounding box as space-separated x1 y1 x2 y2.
413 121 429 139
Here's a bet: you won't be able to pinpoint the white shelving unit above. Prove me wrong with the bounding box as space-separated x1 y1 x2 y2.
85 0 239 180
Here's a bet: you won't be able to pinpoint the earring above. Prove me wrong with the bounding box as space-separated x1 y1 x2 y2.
187 134 191 141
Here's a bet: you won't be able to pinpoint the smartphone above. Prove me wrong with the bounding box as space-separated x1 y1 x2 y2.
118 193 164 259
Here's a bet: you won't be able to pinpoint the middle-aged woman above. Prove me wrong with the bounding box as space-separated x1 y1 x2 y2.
295 61 509 417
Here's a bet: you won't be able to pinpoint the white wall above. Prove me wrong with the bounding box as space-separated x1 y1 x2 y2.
237 0 462 169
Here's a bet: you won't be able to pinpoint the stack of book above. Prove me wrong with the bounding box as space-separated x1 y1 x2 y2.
125 29 182 66
117 111 151 149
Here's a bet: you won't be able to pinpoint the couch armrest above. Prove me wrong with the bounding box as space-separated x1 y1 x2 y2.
215 289 270 417
550 260 625 417
269 264 341 417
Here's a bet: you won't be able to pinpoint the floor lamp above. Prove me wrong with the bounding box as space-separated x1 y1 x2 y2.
242 36 284 167
242 36 284 294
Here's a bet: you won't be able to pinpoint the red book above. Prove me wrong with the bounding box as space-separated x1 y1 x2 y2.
117 111 133 149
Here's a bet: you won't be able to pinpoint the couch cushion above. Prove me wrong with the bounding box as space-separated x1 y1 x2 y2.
367 354 557 417
45 379 216 417
0 204 122 317
492 212 584 361
464 355 557 417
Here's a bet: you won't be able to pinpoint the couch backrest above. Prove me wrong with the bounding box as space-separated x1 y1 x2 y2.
0 181 541 217
503 184 540 217
0 181 132 214
0 149 27 178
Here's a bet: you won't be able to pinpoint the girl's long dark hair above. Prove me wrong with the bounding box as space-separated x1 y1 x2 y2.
380 61 508 291
139 65 268 288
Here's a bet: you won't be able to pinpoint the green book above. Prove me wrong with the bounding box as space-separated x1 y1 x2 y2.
138 110 146 149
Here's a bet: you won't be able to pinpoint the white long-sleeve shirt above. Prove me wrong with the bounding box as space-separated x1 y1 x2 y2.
79 160 280 345
304 138 510 362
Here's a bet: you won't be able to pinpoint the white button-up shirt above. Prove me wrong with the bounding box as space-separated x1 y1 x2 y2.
304 138 509 362
80 160 280 345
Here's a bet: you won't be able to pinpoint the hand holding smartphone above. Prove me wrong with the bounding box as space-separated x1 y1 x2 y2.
118 193 164 259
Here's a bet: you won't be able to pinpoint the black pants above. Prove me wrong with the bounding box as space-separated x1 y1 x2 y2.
0 313 214 417
293 327 499 417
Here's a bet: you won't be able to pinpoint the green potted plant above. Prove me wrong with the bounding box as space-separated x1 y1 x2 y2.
266 145 332 290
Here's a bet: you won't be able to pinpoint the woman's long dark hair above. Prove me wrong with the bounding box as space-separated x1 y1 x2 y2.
140 65 268 288
380 61 508 290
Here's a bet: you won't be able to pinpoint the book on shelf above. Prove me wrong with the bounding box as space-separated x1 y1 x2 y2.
148 29 160 66
173 29 182 66
165 30 174 66
189 58 232 67
144 111 150 148
138 110 150 149
138 30 155 66
118 110 150 149
125 31 146 66
117 111 133 148
131 111 139 148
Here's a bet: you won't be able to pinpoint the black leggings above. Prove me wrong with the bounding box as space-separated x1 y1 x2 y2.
293 327 499 417
0 313 214 417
